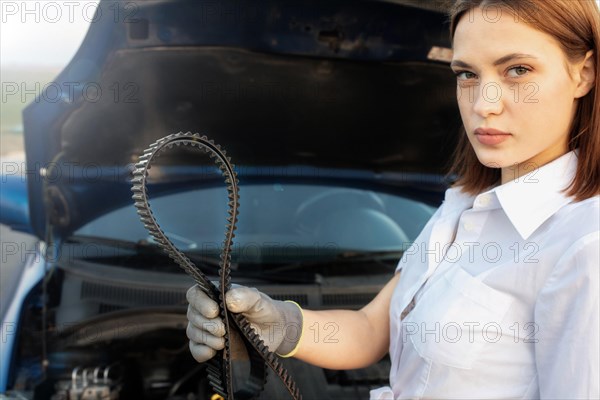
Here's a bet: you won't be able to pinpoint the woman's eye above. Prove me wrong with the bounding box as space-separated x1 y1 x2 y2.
507 65 531 78
454 70 477 80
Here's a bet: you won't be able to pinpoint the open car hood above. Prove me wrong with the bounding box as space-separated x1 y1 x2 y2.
23 0 460 239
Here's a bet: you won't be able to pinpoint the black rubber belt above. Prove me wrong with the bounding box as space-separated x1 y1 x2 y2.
131 132 302 400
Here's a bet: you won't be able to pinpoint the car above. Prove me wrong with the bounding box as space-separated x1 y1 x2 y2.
0 0 459 398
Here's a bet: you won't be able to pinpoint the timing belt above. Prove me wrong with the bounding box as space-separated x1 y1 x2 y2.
130 132 302 400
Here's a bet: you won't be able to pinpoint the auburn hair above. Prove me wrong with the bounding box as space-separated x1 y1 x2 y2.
445 0 600 201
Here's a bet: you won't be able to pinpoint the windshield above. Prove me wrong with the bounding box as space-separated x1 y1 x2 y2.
73 183 436 264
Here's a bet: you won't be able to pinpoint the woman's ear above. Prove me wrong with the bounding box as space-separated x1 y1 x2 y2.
574 50 595 99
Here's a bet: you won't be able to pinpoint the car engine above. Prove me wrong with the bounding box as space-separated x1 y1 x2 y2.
7 263 392 400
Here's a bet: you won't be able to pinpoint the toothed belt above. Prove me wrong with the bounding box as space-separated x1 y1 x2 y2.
131 132 302 400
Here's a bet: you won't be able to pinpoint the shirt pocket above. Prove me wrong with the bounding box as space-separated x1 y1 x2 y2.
403 265 514 369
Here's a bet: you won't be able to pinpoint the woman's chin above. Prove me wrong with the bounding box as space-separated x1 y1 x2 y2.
472 149 512 170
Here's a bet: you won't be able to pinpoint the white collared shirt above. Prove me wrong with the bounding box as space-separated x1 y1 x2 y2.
372 150 599 399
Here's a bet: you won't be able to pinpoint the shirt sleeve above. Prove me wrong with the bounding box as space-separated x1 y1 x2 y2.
534 231 599 399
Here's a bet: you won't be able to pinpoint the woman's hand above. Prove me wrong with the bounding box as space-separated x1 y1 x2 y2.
185 285 303 363
186 272 399 369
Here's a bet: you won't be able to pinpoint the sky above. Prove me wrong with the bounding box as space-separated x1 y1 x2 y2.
1 0 100 68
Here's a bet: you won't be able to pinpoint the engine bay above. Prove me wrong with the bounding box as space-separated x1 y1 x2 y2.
7 260 392 399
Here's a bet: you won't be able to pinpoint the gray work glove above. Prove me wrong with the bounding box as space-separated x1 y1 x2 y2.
186 285 303 363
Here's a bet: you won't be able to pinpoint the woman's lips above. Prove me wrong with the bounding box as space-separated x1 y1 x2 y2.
474 127 511 145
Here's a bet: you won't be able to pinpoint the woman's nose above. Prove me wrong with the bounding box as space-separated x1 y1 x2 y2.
471 81 504 117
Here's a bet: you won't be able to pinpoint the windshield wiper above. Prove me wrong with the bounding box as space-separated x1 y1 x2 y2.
334 250 404 261
65 235 222 266
65 235 318 283
261 250 404 275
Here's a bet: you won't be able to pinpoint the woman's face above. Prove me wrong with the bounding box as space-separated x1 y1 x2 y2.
451 7 586 181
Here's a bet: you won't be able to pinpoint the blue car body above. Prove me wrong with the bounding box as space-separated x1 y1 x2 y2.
1 0 458 398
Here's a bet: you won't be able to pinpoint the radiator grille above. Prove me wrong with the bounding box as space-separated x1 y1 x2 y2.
81 281 186 307
322 293 376 306
98 303 126 314
80 281 374 311
270 294 309 307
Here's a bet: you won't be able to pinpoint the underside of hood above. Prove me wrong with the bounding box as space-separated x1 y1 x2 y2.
23 0 461 239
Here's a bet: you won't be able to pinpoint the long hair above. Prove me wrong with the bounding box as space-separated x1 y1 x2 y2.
446 0 600 201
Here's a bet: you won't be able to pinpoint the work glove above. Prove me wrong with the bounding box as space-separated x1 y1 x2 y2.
186 284 304 363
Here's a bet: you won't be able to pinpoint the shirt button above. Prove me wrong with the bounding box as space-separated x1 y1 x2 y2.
476 195 491 207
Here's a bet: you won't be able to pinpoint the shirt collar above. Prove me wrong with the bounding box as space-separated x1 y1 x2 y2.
492 150 578 240
441 185 478 217
442 150 579 240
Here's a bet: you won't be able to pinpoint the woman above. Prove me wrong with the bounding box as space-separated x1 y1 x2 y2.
185 0 600 398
